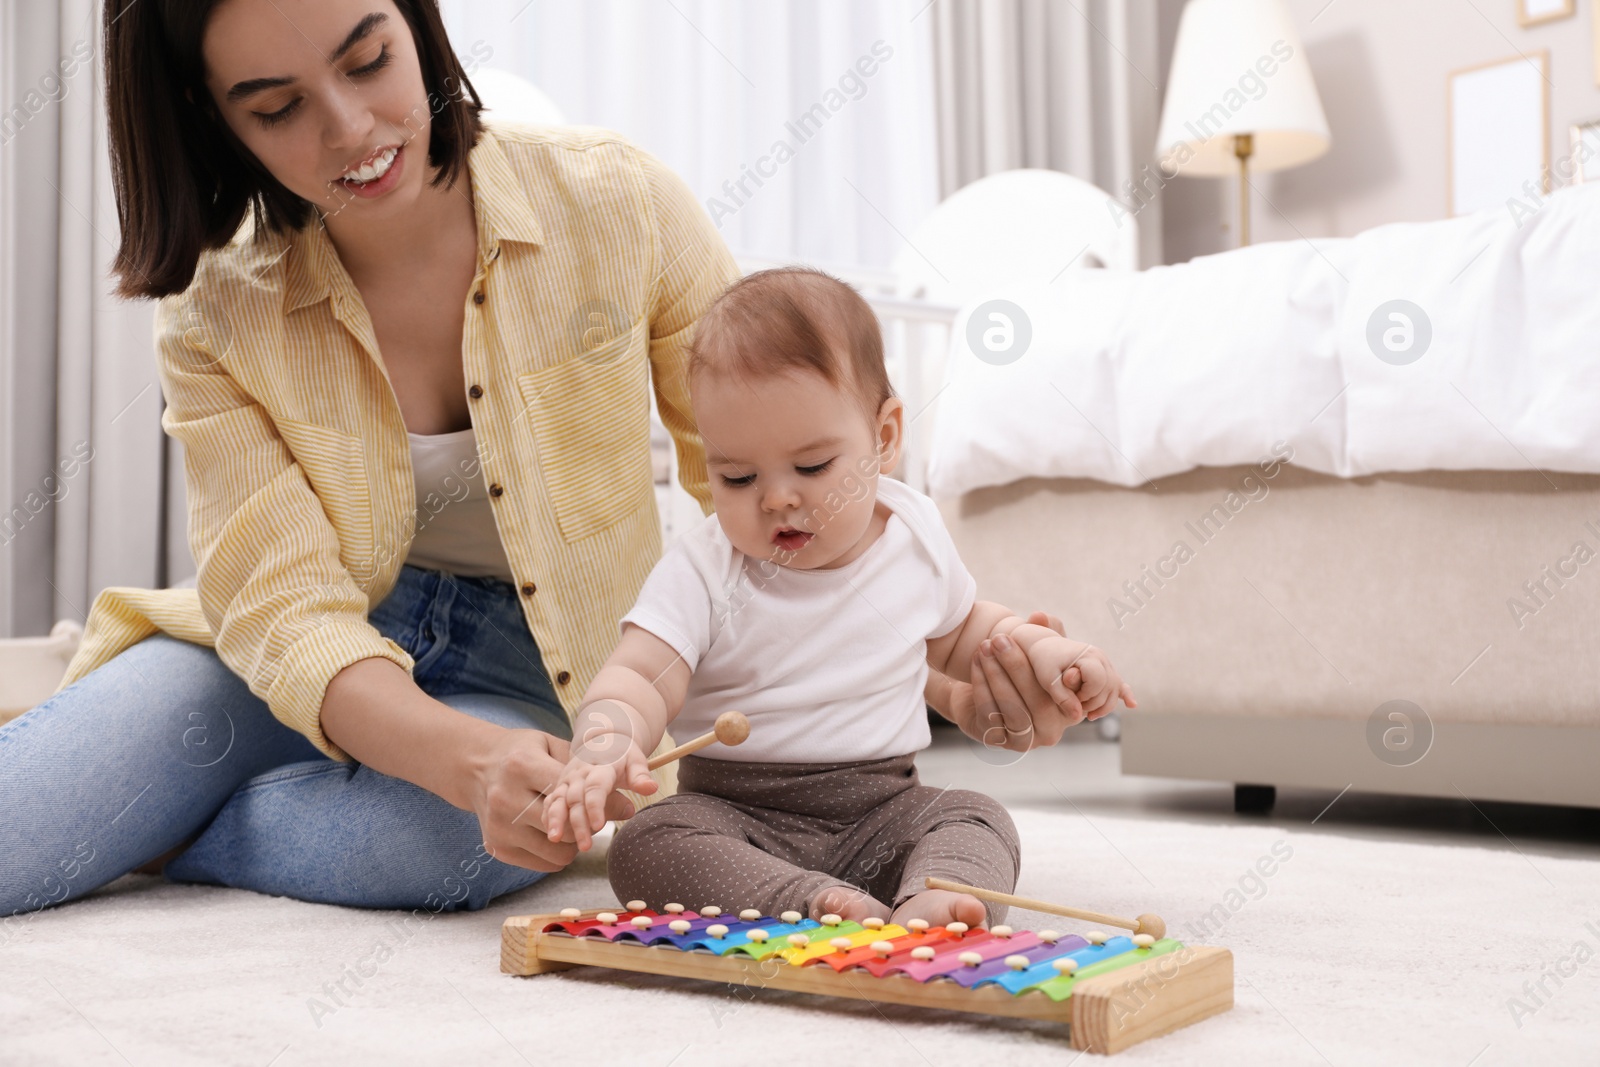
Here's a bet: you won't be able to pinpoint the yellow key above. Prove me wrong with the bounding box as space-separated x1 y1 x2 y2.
781 924 910 965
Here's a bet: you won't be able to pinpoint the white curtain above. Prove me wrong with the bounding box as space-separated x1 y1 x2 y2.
0 0 1156 636
0 0 170 639
929 0 1163 267
439 0 943 273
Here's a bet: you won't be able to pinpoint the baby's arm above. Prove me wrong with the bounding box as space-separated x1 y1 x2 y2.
926 601 1061 685
544 623 692 850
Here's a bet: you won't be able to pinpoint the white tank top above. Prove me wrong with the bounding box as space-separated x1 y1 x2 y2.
404 427 516 582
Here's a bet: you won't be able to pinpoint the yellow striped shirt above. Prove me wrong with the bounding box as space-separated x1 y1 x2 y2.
54 122 738 774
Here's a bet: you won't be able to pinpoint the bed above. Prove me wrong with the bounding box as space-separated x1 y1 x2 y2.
942 465 1600 811
888 171 1600 812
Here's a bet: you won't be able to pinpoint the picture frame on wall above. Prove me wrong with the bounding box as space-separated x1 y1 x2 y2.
1447 52 1550 216
1573 120 1600 182
1517 0 1574 26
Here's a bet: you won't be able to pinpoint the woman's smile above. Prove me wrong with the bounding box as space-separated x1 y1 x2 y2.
334 143 406 198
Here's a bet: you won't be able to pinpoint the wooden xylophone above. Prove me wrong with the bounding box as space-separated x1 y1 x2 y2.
501 902 1232 1054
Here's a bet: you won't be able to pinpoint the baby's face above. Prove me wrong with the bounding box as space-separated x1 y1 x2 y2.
693 368 902 570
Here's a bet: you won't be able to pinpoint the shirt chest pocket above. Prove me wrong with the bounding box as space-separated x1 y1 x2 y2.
517 320 653 542
274 416 378 582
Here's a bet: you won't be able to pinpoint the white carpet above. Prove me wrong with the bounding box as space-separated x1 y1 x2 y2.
3 808 1597 1066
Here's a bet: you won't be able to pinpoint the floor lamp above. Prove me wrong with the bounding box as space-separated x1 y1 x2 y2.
1154 0 1331 246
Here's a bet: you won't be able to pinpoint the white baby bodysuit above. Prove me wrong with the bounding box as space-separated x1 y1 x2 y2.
619 475 977 763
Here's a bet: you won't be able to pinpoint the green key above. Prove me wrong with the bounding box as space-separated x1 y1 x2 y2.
1033 938 1185 1002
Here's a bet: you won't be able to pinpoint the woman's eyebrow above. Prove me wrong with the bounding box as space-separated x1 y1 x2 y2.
327 12 389 61
226 75 293 103
225 11 389 102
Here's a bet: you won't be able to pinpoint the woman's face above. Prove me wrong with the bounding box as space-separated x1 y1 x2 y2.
201 0 439 222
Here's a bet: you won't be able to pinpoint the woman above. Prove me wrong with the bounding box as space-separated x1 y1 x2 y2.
0 0 1076 920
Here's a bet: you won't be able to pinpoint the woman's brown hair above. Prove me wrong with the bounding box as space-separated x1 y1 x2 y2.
103 0 482 299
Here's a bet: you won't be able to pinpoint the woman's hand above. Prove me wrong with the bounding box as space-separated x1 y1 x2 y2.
973 610 1093 750
321 660 640 872
928 611 1095 752
468 727 638 872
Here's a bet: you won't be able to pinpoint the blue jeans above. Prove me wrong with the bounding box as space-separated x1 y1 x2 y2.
0 565 571 921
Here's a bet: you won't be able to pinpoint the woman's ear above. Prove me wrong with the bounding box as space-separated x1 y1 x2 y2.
874 395 905 476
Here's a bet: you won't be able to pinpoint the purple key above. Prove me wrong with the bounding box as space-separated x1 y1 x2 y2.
947 935 1076 987
895 932 1042 983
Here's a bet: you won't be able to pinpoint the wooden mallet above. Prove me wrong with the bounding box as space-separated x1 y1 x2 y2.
646 711 750 770
925 876 1166 940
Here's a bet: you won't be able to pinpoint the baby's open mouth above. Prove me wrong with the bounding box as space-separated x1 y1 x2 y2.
772 527 813 552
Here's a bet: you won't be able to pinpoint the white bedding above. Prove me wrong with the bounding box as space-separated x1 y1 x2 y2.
927 180 1600 495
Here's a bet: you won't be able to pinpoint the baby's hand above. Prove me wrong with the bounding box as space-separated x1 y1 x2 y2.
1026 636 1136 721
543 730 655 852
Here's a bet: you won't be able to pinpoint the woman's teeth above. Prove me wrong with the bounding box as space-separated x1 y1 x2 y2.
342 147 397 184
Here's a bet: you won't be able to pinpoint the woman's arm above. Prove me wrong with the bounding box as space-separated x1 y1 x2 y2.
155 293 413 761
636 146 742 515
320 658 609 871
321 659 496 809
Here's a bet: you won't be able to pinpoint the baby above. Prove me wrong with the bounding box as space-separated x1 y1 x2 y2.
543 266 1133 929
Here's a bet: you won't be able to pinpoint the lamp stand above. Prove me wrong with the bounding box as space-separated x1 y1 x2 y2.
1234 132 1254 247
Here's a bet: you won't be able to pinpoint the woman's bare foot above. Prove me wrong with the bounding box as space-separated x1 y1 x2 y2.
890 889 988 930
809 884 891 925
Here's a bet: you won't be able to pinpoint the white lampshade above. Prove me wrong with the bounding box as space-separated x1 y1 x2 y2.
1155 0 1330 175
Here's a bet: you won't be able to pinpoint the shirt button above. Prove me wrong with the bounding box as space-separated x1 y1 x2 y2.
468 384 483 399
473 290 485 305
488 483 503 497
520 581 536 596
556 670 572 686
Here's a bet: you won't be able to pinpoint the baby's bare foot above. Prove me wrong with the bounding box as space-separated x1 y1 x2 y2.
890 889 988 930
809 884 891 925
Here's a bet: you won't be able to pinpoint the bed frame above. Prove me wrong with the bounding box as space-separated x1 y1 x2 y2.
938 465 1600 811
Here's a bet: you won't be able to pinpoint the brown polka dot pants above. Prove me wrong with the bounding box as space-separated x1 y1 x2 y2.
607 753 1021 926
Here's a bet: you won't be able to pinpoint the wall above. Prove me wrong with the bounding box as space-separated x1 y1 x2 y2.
1159 0 1600 263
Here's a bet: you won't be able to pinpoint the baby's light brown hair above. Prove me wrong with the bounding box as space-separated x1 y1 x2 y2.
687 266 895 420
